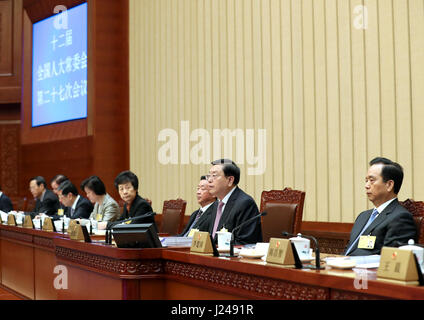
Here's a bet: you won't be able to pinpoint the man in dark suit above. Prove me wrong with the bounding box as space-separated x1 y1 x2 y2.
57 180 93 219
344 157 417 256
50 174 69 212
206 159 262 245
179 176 216 236
27 176 60 218
109 170 157 230
0 186 13 213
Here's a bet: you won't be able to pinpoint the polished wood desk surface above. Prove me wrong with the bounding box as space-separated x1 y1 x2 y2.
1 223 424 300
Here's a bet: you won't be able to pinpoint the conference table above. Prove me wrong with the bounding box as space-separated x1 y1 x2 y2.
0 223 423 300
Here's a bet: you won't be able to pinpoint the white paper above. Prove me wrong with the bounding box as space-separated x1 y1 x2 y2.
325 255 380 269
0 211 8 223
33 219 41 229
160 236 193 247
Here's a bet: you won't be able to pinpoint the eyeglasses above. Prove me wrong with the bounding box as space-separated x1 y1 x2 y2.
205 173 225 181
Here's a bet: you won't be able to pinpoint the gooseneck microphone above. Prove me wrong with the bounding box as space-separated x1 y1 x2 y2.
105 211 156 244
282 231 324 270
229 211 267 257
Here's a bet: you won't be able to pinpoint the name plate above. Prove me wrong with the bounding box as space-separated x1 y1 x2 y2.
23 215 34 229
190 231 213 254
69 224 91 242
42 217 55 232
358 235 376 249
266 238 295 266
377 247 422 285
67 219 77 234
7 214 17 226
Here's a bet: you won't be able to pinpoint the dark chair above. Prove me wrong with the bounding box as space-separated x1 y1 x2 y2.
399 198 424 245
260 188 306 242
9 196 28 212
160 198 186 235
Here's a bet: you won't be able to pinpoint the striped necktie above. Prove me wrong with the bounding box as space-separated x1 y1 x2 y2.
184 209 203 236
212 201 225 238
345 208 379 255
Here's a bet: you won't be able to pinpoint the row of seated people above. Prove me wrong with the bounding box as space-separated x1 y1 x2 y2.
1 159 262 245
1 171 155 231
1 156 421 256
172 157 422 257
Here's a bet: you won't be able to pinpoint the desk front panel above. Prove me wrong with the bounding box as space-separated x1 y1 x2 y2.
1 224 424 300
1 238 34 299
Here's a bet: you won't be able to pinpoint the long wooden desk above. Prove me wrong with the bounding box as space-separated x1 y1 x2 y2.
1 224 424 300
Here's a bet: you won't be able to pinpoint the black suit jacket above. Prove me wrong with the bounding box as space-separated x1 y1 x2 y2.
111 194 157 230
0 193 13 213
345 199 417 256
179 201 216 236
66 196 93 219
27 189 60 218
208 187 262 245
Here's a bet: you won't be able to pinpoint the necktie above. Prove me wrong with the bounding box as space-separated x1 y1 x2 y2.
184 209 202 236
212 201 225 238
345 208 379 255
193 209 203 226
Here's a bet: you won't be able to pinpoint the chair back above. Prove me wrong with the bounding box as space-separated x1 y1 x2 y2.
160 198 186 235
260 188 305 242
399 199 424 245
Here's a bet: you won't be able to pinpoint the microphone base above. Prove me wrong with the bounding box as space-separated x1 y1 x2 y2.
302 264 325 270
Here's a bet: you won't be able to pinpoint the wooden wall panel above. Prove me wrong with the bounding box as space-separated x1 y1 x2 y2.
0 123 20 196
19 136 93 197
20 0 129 200
0 0 22 103
0 0 13 75
1 240 34 299
130 0 424 222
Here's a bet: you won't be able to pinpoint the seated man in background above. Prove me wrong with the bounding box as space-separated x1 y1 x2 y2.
50 174 69 195
26 176 60 218
50 174 69 214
207 159 262 245
57 180 93 220
109 170 156 230
0 185 13 213
179 175 216 237
344 157 417 256
81 175 120 228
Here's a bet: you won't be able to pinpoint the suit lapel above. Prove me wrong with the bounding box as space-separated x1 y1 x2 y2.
218 187 240 230
197 202 213 226
128 195 140 218
363 199 398 234
351 209 373 240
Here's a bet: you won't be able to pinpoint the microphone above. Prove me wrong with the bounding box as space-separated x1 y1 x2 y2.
229 211 267 257
282 231 324 270
105 211 156 244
